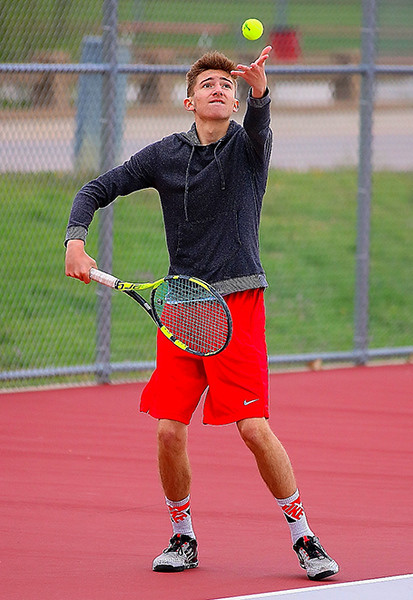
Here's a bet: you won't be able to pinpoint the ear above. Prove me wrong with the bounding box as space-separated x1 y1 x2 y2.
184 97 195 112
233 99 239 113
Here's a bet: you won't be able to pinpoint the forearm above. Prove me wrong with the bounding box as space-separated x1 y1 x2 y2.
65 190 99 245
64 159 147 246
243 89 272 157
64 173 115 246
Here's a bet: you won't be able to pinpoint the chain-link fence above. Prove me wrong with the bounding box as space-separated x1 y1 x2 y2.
1 0 412 387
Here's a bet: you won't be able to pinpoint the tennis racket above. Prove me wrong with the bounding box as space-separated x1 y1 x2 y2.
89 268 232 357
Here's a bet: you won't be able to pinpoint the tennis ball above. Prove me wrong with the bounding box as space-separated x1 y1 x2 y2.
242 18 264 41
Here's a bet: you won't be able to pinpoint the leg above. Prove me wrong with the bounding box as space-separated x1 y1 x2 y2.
153 418 199 572
157 418 191 501
142 333 206 573
237 417 339 580
237 417 296 499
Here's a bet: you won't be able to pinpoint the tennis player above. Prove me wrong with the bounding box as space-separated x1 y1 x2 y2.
65 46 339 580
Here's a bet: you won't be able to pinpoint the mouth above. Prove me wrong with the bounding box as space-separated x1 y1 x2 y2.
210 100 225 104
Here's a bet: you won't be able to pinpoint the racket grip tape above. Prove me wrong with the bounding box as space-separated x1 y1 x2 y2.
89 268 119 289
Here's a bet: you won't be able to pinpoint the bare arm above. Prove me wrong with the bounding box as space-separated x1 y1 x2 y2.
231 46 272 98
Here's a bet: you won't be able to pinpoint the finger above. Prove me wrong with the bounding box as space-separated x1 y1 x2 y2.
233 62 260 76
255 46 272 66
231 70 249 78
83 260 97 284
254 53 270 67
231 64 249 73
259 45 272 58
232 46 272 75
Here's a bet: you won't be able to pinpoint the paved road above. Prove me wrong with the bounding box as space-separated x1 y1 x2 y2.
1 108 412 172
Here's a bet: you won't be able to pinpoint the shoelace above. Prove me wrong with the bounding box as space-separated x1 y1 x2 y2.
164 535 188 554
302 538 326 560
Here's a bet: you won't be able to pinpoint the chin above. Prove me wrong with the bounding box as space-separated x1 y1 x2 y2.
207 107 232 119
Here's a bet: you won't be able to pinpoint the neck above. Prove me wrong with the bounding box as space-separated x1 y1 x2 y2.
194 118 230 145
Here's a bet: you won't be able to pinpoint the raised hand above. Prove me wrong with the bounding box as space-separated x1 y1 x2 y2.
231 46 272 98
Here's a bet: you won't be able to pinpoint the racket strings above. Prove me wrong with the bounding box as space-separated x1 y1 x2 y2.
152 279 230 355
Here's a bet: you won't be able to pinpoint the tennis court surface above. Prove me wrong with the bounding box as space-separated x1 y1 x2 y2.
1 364 412 599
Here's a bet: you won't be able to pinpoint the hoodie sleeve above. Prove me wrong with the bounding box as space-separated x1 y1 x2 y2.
242 88 273 166
64 145 157 245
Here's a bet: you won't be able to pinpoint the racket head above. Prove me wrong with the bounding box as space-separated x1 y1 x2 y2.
150 275 232 356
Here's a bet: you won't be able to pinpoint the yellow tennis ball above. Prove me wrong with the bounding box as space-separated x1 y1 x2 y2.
242 18 264 41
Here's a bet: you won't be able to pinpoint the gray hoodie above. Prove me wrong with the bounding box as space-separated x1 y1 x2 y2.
65 89 272 295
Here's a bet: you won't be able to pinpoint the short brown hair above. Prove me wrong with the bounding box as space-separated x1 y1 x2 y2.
186 51 237 96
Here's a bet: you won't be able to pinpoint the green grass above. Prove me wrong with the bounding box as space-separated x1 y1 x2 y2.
262 170 413 353
262 170 358 353
1 169 412 385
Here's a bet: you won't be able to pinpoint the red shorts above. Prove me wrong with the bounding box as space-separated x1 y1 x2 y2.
140 288 269 425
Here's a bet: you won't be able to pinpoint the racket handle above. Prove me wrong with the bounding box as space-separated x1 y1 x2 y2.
89 268 118 289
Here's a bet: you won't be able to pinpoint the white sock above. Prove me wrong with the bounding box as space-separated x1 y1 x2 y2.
276 489 314 544
165 495 195 539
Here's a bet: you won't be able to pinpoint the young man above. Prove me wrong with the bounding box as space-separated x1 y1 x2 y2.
65 46 339 580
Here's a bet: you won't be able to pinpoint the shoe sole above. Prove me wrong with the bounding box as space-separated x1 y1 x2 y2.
307 568 339 581
153 561 199 573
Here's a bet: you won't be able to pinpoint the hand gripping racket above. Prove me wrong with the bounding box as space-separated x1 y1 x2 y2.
89 268 232 357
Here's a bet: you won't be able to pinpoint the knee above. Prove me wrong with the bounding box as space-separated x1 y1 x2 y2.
237 418 271 453
157 419 187 454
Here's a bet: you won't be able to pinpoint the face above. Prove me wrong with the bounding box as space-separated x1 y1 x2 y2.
184 69 239 120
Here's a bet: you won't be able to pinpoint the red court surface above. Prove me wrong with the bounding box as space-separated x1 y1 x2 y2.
1 364 412 600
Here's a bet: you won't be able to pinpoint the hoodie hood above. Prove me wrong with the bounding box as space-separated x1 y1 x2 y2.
178 120 239 146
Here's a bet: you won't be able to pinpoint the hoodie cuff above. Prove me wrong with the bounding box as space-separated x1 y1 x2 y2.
247 86 271 107
64 225 87 247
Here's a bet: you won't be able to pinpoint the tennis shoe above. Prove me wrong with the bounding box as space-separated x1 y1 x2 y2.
293 536 339 580
152 533 199 572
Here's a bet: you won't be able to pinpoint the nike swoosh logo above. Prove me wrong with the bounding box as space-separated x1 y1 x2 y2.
243 398 259 406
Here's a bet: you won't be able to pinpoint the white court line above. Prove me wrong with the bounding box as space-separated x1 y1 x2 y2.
211 574 413 600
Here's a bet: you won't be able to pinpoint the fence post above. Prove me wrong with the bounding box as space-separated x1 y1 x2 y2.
75 35 129 173
354 0 377 365
96 0 118 383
